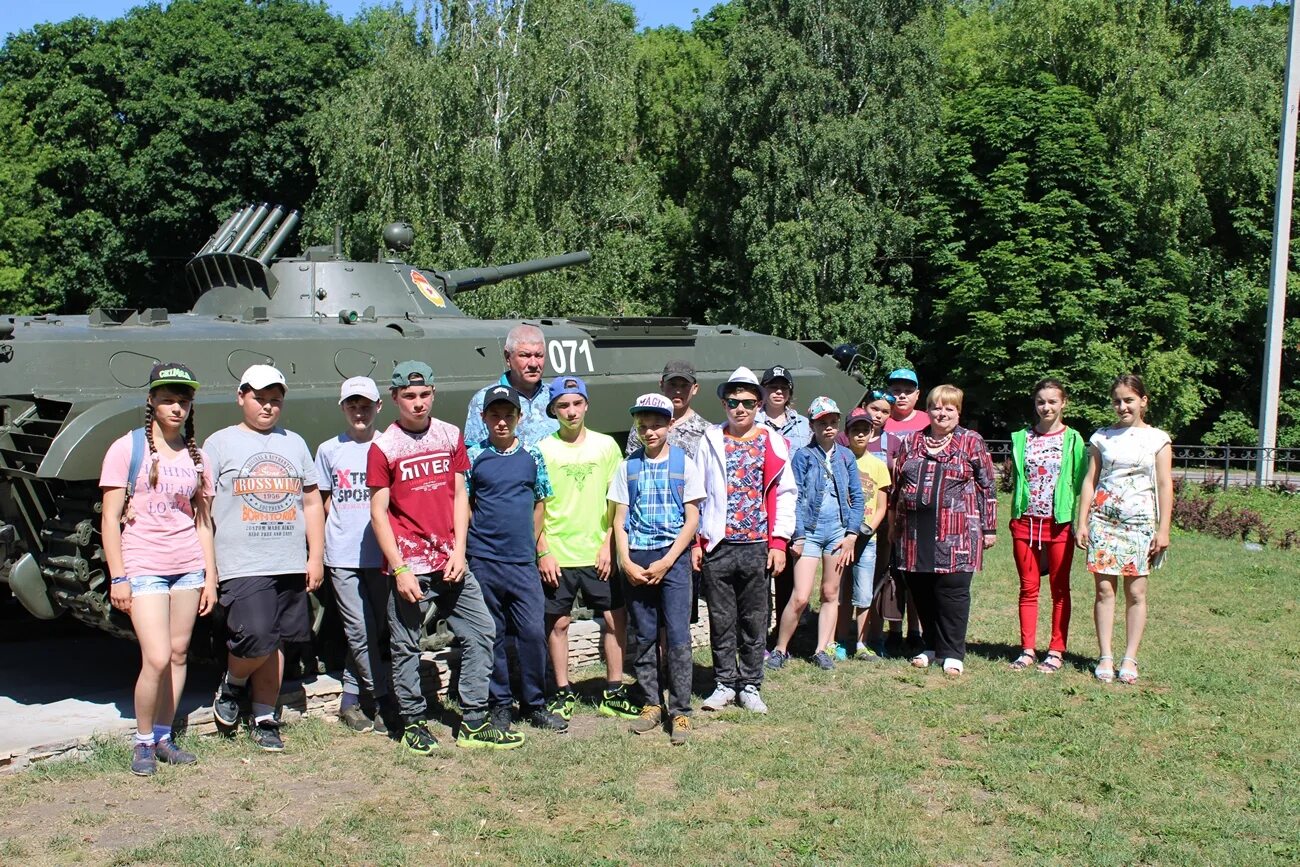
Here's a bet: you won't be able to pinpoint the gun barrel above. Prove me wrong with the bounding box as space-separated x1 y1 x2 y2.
435 251 591 293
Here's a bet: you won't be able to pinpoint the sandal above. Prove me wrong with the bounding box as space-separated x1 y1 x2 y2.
942 658 964 677
1010 651 1036 671
910 650 935 669
1117 657 1139 685
1037 652 1064 674
1093 655 1115 684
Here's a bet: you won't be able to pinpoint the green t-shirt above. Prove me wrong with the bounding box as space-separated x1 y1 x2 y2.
537 430 622 567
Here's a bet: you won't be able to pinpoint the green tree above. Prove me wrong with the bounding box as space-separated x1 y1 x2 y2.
0 0 366 312
308 0 672 319
0 96 54 313
694 0 944 363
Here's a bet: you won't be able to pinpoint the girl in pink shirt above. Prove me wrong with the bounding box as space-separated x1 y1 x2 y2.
99 362 215 776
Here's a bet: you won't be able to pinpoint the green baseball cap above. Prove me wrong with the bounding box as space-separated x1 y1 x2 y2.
392 361 434 388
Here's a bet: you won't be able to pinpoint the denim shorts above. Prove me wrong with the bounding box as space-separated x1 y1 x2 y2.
850 537 879 608
130 570 205 596
801 523 847 559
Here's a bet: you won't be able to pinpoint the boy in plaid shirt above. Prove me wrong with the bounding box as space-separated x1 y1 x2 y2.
608 394 704 745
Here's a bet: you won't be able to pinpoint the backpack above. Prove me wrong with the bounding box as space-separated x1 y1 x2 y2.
625 445 686 526
123 427 148 518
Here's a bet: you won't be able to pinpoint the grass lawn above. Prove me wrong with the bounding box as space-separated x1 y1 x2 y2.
1 526 1298 865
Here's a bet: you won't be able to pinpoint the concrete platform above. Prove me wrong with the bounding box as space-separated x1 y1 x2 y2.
0 610 711 772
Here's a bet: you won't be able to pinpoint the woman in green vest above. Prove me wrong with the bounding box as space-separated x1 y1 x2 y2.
1008 379 1087 673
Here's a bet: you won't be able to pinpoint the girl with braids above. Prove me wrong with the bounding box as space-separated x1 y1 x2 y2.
100 362 216 776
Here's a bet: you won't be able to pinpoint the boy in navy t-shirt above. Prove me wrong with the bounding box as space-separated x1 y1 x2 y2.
467 385 566 735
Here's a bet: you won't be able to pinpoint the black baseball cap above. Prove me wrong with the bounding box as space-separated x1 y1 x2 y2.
149 362 200 391
661 360 697 384
483 384 522 411
761 365 793 387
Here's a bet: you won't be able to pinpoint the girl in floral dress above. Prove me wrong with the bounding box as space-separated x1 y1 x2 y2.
1075 375 1173 685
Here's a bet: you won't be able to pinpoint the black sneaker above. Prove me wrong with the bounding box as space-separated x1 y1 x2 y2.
338 704 373 733
546 688 577 721
213 675 247 728
248 718 285 752
598 685 640 720
456 719 525 750
401 720 440 755
528 707 569 732
490 706 516 734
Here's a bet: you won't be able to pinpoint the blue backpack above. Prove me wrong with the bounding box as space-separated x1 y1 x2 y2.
625 445 686 527
124 427 148 511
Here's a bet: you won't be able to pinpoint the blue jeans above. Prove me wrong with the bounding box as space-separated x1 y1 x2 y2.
625 548 693 716
850 537 879 608
471 556 547 712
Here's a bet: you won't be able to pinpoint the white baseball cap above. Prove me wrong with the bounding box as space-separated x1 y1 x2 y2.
629 393 673 418
339 376 380 404
240 364 287 391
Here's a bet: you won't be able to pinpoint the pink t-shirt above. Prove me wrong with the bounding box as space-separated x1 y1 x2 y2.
884 411 930 435
99 433 213 577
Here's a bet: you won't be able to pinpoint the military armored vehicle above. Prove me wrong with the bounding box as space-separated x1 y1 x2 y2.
0 204 870 641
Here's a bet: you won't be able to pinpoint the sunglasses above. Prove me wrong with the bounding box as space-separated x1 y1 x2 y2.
869 389 897 404
725 398 759 410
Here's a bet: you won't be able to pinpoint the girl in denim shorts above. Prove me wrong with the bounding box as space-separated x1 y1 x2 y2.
768 397 864 670
99 362 216 776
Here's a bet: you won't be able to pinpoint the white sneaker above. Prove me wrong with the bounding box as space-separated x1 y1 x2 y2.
737 684 768 714
701 683 736 711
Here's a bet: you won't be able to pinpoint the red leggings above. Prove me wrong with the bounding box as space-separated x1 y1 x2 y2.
1010 517 1073 654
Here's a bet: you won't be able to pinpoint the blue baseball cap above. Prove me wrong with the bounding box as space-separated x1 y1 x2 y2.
546 376 589 417
886 368 919 386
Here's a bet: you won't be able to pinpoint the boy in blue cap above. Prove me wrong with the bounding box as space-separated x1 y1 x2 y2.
884 368 928 435
467 384 566 734
536 377 638 721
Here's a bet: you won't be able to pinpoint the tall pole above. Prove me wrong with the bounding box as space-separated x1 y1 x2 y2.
1257 0 1300 485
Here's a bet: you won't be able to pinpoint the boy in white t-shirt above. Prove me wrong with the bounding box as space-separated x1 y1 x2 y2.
315 377 391 735
608 394 704 745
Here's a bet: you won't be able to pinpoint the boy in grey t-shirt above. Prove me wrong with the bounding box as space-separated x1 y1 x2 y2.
314 376 391 735
204 365 324 752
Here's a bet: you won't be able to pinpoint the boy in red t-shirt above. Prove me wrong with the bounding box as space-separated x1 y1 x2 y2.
368 361 522 753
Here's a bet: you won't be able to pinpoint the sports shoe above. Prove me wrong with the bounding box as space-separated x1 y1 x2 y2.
154 739 197 765
546 688 577 722
669 715 690 746
832 642 848 661
248 718 285 752
528 707 569 732
371 695 398 737
700 683 736 711
630 704 663 735
402 720 440 755
213 675 247 728
737 684 768 714
812 650 835 671
855 644 882 662
766 649 789 670
456 719 525 750
490 706 516 734
338 704 374 733
131 742 156 776
598 685 640 720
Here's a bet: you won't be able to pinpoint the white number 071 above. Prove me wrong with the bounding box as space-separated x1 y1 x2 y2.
547 338 594 375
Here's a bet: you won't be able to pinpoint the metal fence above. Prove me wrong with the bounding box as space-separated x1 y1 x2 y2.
983 440 1300 490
